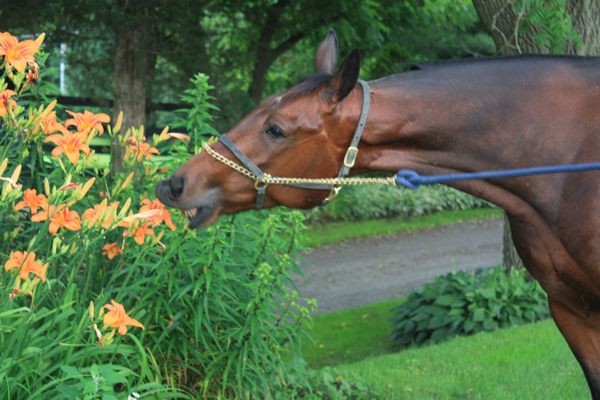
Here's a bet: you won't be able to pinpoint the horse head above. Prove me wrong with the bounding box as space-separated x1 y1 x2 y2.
156 30 365 228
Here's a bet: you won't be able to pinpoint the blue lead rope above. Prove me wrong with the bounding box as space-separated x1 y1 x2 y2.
395 163 600 190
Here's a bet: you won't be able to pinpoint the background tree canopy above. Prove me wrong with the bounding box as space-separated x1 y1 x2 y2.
0 0 494 140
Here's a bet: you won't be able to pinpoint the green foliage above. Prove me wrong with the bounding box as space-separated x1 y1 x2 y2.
303 184 492 223
273 364 382 400
0 44 312 399
389 266 550 347
172 73 220 144
517 0 582 53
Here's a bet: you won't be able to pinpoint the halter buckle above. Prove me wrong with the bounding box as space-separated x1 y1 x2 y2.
344 147 359 168
254 179 269 190
323 186 341 204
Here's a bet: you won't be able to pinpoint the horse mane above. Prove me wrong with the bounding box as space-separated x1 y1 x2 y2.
401 54 600 72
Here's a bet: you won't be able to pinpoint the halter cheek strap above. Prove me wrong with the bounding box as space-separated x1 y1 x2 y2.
211 79 371 210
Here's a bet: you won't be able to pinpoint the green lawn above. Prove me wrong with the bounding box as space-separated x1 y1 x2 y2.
337 319 588 399
286 295 587 399
287 298 407 368
300 208 502 247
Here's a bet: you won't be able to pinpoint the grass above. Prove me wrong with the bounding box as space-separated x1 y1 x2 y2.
288 295 587 399
300 208 502 247
337 319 588 399
289 298 407 368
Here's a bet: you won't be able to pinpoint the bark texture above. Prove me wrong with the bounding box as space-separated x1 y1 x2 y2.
473 0 600 273
111 18 157 176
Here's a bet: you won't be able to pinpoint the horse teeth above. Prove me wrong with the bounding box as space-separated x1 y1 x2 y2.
182 208 198 219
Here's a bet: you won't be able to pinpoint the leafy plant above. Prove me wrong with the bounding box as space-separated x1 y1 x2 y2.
0 33 312 399
273 363 382 400
389 265 550 347
304 184 492 223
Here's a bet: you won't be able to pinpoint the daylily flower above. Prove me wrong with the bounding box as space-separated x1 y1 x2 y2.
14 188 48 214
0 176 18 189
83 202 118 229
0 89 17 117
65 110 110 135
93 324 104 347
140 199 176 231
23 64 39 92
123 222 154 245
103 299 145 335
41 111 70 135
119 209 162 226
0 32 40 73
44 130 90 164
128 138 160 162
4 251 47 282
31 204 81 234
59 182 79 191
9 287 22 300
165 132 191 145
102 243 123 260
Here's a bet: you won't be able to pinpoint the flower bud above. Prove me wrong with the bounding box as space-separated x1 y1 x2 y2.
114 111 123 134
44 178 51 197
0 158 7 177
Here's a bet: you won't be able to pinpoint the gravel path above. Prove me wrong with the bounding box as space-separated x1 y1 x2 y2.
292 218 504 315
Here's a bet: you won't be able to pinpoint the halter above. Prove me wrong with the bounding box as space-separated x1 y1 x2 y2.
202 80 395 210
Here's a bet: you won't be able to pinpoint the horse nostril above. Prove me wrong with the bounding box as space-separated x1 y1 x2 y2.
170 176 185 199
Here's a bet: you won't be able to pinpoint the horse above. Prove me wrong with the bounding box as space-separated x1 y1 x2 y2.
157 29 600 398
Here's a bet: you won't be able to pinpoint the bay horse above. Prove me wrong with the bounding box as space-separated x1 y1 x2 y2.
157 29 600 398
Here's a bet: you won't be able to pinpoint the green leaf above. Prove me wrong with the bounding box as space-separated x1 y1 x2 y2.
472 308 486 322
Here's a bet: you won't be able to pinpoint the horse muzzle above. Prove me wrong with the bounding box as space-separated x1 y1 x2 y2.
155 177 217 229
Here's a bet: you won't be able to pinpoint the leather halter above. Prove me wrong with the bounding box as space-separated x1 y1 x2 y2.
215 80 371 210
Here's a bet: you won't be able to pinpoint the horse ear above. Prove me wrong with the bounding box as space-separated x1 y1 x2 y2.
325 49 361 103
315 29 338 74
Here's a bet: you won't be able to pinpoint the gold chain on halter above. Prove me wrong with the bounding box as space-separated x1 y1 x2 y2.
202 141 397 187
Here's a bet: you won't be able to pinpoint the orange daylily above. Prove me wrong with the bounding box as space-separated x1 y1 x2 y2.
0 89 17 117
14 188 48 214
41 111 69 135
44 130 90 164
4 251 47 282
119 209 162 226
128 139 160 162
65 110 110 135
123 222 154 245
102 243 123 260
140 199 176 231
103 299 145 335
83 202 118 229
31 204 81 234
59 182 79 191
0 32 40 73
23 65 39 92
165 132 191 145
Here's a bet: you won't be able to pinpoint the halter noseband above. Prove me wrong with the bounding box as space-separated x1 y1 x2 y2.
203 80 371 210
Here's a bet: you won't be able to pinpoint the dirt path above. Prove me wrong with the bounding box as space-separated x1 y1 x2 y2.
292 218 503 315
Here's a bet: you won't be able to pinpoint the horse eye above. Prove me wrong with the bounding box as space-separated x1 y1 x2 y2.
265 126 286 139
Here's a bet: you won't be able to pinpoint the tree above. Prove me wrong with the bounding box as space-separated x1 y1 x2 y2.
473 0 600 273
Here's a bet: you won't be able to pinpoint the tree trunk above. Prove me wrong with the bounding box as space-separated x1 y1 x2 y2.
110 20 157 176
566 0 600 56
473 0 600 274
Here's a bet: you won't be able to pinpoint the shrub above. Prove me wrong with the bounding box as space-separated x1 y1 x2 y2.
272 363 382 400
0 33 312 399
303 184 493 223
389 266 550 347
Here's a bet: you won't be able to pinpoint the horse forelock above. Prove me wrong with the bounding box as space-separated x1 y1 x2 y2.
291 72 332 97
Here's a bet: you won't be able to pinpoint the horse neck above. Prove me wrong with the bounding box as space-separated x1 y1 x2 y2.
350 71 559 216
355 75 498 177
